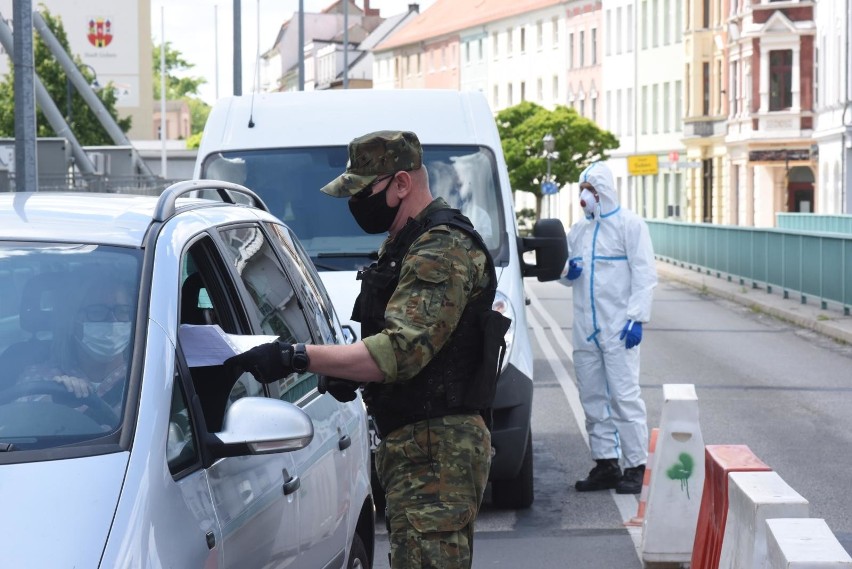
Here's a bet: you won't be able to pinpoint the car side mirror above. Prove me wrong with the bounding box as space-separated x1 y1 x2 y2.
518 218 568 282
209 397 314 460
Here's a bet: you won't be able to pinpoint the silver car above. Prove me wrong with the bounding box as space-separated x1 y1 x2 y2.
0 182 375 568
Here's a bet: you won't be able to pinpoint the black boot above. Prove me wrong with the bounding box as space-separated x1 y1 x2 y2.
616 465 646 494
575 459 622 492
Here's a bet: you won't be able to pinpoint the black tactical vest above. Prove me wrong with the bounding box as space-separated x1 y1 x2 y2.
352 207 502 438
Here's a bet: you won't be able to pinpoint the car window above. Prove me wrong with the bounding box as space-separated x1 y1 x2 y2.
0 243 140 451
218 225 319 404
179 237 264 432
266 222 341 346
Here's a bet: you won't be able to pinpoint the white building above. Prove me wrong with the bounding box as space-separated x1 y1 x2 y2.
616 0 684 221
813 0 852 215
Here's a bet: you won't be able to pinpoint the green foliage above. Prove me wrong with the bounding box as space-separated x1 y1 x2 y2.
0 9 131 145
185 97 210 135
185 132 202 149
496 101 619 219
152 42 206 100
516 207 537 236
152 42 210 136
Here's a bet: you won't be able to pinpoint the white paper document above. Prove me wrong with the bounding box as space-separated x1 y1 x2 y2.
178 324 279 367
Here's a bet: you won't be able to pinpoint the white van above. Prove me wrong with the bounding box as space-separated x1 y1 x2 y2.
194 89 566 508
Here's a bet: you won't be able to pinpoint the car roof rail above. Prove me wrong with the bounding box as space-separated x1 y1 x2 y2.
154 179 269 222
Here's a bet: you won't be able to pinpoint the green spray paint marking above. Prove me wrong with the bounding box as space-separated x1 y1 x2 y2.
666 453 694 499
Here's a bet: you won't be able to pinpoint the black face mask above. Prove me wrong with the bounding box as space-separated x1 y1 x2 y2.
348 178 400 234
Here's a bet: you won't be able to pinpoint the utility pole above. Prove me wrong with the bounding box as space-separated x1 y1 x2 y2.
234 0 242 95
343 0 348 88
13 0 37 191
160 6 167 178
298 0 304 91
214 4 219 100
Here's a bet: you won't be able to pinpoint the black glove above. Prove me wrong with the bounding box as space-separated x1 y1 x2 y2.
225 340 293 384
318 376 361 403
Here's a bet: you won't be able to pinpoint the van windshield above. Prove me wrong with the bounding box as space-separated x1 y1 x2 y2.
202 145 506 271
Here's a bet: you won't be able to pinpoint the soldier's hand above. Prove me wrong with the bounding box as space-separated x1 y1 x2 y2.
318 376 360 403
224 340 294 384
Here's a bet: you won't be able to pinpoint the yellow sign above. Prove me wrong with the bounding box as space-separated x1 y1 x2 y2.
627 154 659 176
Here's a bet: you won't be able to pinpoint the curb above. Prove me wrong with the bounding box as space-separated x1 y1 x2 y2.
655 260 852 346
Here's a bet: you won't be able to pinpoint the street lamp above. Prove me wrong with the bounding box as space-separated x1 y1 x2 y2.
66 63 100 126
542 133 559 217
543 133 555 184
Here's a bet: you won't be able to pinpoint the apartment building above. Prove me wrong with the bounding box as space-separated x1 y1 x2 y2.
813 0 852 215
725 0 816 227
369 0 838 227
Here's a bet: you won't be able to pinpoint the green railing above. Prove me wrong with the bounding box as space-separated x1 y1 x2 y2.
647 220 852 315
776 213 852 235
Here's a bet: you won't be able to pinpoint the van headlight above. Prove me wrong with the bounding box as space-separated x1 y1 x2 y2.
491 290 515 373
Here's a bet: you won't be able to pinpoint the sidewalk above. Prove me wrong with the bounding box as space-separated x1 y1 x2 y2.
655 259 852 345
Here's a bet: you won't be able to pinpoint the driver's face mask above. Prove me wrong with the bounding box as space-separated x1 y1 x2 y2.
79 321 131 362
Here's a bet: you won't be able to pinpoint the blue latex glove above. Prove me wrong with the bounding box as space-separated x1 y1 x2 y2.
565 260 582 281
620 320 643 349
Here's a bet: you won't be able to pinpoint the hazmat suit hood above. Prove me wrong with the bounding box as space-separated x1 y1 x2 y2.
579 162 619 217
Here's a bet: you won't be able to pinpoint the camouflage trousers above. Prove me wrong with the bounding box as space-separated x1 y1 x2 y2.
375 413 491 569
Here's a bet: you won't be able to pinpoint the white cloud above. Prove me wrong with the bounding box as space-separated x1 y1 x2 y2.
151 0 435 105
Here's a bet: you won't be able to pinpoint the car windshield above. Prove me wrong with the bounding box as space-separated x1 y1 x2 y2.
202 145 506 271
0 243 141 452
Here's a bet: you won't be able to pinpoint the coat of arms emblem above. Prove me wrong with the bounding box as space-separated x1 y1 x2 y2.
87 18 113 48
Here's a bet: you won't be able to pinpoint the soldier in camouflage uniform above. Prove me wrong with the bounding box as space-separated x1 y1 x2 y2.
227 130 504 569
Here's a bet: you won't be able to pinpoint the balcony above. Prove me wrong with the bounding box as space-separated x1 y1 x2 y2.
684 118 726 139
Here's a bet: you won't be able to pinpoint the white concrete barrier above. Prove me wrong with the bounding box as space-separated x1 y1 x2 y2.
766 518 852 568
718 471 809 569
641 383 706 564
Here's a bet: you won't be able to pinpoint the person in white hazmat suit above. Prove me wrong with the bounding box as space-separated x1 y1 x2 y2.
564 161 658 494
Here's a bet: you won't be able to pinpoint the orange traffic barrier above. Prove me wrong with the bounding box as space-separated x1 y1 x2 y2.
625 427 658 527
690 445 771 569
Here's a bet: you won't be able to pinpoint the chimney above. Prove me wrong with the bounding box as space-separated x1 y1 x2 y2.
409 3 420 12
362 0 380 17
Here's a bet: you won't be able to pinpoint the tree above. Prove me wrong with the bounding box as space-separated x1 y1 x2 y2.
496 101 619 220
153 42 210 137
0 9 131 145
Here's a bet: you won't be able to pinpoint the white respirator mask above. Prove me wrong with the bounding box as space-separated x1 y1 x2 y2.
579 188 599 218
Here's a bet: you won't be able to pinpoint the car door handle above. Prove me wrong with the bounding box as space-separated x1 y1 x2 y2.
338 434 352 451
282 469 300 496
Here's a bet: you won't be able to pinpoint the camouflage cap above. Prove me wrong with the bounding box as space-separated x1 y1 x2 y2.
320 130 423 197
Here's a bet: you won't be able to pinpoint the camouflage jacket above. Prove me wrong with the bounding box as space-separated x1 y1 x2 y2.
360 198 491 383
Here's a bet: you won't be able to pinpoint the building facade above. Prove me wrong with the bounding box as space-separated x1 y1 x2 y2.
725 0 816 227
813 0 852 215
0 0 153 140
270 0 845 229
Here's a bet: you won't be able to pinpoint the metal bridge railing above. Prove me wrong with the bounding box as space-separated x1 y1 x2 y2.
647 220 852 316
776 213 852 235
0 173 182 196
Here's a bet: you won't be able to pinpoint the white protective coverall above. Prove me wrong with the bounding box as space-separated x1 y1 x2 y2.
565 162 658 468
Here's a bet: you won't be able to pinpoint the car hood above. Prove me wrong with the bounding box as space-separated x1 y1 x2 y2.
0 451 129 567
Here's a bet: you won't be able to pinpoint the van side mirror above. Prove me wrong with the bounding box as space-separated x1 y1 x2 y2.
518 218 568 282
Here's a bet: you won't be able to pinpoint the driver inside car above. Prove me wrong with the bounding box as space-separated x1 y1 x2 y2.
16 273 133 427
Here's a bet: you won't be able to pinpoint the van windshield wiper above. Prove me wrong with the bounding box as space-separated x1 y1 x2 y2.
0 443 16 452
317 251 379 259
